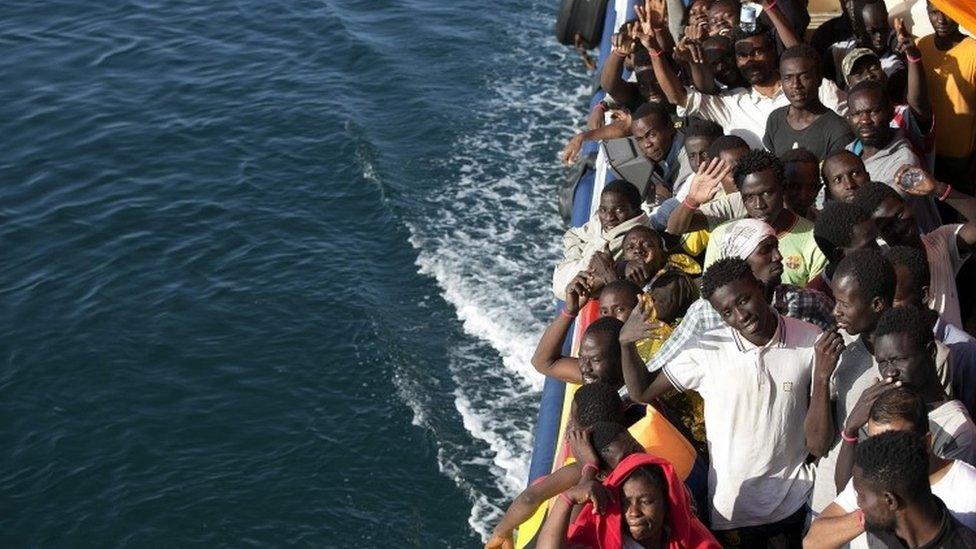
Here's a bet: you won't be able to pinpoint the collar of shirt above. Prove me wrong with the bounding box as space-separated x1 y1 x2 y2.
661 131 684 174
730 310 786 352
748 82 783 105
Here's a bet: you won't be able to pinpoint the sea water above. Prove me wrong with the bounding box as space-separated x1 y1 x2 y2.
0 0 590 546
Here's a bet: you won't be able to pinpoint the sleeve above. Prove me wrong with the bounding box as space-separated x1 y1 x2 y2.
819 78 847 116
700 193 745 230
647 300 708 371
833 479 859 513
678 87 733 128
763 116 775 153
662 348 707 392
806 239 829 283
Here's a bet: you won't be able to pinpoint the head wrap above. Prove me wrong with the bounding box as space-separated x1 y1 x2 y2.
718 218 776 261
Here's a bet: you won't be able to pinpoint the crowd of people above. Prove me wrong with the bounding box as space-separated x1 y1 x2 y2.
487 0 976 547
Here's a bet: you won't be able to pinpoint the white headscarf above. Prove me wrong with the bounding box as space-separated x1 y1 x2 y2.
718 218 776 260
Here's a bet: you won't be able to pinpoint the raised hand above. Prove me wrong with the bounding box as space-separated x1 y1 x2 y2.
619 301 666 344
644 0 668 27
565 273 594 315
892 17 919 57
586 249 618 291
633 4 659 51
564 480 612 514
893 164 938 195
687 157 730 206
608 107 631 128
567 426 599 468
844 377 902 438
562 133 585 165
814 329 845 381
611 26 636 58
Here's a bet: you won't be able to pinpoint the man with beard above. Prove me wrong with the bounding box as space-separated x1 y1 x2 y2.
829 0 907 97
618 257 821 546
917 1 976 193
648 23 845 149
763 45 854 159
852 431 976 548
703 150 827 287
844 79 941 233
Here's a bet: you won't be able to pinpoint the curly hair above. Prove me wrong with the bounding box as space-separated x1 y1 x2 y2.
602 179 643 210
700 257 756 300
732 149 786 190
814 201 870 259
884 245 930 297
833 248 896 304
707 135 749 158
851 181 903 216
873 304 935 354
573 382 625 428
684 117 724 141
855 430 931 502
868 386 929 437
591 421 629 454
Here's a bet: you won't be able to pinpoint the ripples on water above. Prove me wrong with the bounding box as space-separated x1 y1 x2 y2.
0 0 589 545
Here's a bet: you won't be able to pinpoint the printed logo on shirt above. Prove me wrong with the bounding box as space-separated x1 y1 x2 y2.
784 255 802 270
783 382 793 392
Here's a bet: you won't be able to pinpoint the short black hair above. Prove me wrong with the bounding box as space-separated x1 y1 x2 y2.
633 101 672 124
873 304 935 353
583 317 624 367
573 382 625 428
623 224 664 249
600 279 641 302
707 135 749 158
684 117 724 141
591 421 629 454
709 0 738 11
833 248 896 304
852 181 903 216
848 79 891 110
814 201 870 260
780 44 822 75
869 386 929 437
602 179 643 210
885 245 930 292
701 257 756 299
780 147 819 166
732 149 786 190
855 430 931 502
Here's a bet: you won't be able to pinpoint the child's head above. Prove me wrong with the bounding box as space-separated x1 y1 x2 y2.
621 464 670 544
591 421 644 469
572 382 625 428
598 180 643 231
580 317 624 387
599 280 641 322
648 271 699 323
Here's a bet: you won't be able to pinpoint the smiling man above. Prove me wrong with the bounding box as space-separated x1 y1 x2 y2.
704 150 827 286
618 257 821 546
629 101 688 204
764 45 854 159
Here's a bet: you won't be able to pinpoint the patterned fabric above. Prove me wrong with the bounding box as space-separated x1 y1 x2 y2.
646 284 835 372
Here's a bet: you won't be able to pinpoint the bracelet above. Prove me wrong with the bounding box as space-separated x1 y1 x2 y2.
681 197 700 211
650 48 663 58
840 429 859 443
593 102 607 112
613 48 628 58
906 52 922 63
765 0 778 10
560 308 577 319
938 183 953 202
581 462 599 475
559 492 575 506
856 508 865 528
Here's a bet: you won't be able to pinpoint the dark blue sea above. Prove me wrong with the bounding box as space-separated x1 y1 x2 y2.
1 0 591 545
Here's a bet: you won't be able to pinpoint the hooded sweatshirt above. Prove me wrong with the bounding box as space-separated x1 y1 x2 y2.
552 212 650 300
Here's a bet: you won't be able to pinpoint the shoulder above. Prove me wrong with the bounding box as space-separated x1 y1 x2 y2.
923 223 963 246
782 315 822 345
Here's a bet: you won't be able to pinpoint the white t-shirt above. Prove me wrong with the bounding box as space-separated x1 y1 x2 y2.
922 224 969 329
834 460 976 549
679 81 846 149
930 399 976 467
663 313 820 529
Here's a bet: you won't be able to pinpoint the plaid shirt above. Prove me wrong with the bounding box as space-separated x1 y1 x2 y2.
647 284 836 372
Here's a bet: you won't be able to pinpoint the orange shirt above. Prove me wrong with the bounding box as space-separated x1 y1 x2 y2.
918 34 976 158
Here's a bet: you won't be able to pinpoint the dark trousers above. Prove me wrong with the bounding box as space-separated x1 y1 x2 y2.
712 505 806 549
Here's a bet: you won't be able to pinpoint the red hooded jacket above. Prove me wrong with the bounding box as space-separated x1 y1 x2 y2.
566 453 720 549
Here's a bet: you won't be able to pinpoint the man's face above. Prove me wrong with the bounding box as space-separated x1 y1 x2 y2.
853 466 897 534
734 36 777 85
927 2 959 39
874 332 933 388
746 235 785 287
832 274 884 335
600 288 638 322
578 332 621 386
892 264 926 308
622 228 664 269
784 161 822 215
823 154 869 202
858 3 892 54
702 37 739 85
707 276 773 337
597 190 640 231
847 56 887 88
781 56 821 109
846 89 894 148
740 168 785 223
635 66 666 104
708 3 737 37
684 136 713 173
871 195 919 247
631 113 675 163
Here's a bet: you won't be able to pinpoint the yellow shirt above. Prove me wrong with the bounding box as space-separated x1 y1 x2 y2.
918 34 976 159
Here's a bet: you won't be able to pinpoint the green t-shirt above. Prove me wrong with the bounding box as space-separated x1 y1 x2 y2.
704 214 827 286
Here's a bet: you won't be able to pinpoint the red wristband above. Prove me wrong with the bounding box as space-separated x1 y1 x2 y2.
841 429 859 443
582 462 599 475
560 308 577 319
938 183 952 202
682 197 700 211
559 492 575 506
906 52 922 63
765 0 778 10
650 48 663 58
857 508 865 528
614 48 628 58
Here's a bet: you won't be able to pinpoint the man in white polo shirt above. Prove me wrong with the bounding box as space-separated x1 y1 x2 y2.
619 257 821 546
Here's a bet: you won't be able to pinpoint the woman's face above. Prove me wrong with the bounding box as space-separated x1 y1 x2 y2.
621 474 667 542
